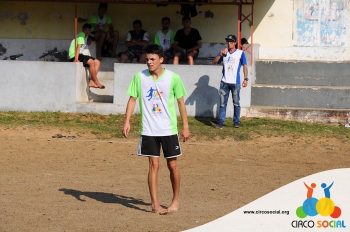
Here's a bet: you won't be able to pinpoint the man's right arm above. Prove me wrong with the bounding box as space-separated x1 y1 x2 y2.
212 55 221 64
74 44 81 62
125 32 134 47
123 96 137 138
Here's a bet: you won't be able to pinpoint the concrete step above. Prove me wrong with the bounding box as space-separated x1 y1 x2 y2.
247 105 350 124
87 71 114 103
76 102 116 115
251 84 350 109
255 61 350 86
100 58 118 72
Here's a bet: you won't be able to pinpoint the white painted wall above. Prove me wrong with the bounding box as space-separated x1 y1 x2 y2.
254 0 350 61
0 61 251 118
0 61 78 112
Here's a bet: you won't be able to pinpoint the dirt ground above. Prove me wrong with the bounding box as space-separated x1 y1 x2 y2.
1 126 350 232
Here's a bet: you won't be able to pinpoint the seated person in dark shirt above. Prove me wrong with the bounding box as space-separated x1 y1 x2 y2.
120 19 150 63
173 16 202 65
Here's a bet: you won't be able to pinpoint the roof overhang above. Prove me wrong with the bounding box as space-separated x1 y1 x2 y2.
18 0 254 5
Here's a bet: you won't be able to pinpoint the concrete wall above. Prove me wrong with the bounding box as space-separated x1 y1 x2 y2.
254 0 350 61
0 39 70 61
0 61 251 118
0 60 79 112
252 61 350 109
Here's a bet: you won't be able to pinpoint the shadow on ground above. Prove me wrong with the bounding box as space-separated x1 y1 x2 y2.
59 188 150 212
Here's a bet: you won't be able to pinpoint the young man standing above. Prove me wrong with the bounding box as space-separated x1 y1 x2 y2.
212 34 248 128
123 44 190 214
68 23 105 89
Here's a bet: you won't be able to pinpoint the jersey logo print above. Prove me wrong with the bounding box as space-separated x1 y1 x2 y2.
146 87 163 101
146 87 156 101
152 104 162 113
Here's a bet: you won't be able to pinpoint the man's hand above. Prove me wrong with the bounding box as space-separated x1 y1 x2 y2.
221 48 228 57
181 127 190 142
123 97 137 138
242 79 248 88
123 120 131 138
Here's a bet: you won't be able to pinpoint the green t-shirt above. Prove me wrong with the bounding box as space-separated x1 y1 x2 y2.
88 14 112 32
128 69 187 136
68 32 86 59
154 30 175 51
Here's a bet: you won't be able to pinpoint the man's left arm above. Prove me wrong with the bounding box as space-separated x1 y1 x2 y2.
177 97 190 142
241 52 248 88
242 64 248 88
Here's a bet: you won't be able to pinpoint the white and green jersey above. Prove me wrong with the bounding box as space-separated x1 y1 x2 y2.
68 32 87 59
154 30 175 51
128 69 187 136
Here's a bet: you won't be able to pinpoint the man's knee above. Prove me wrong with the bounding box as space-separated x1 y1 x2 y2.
94 59 100 65
149 158 160 171
86 58 94 66
167 159 178 171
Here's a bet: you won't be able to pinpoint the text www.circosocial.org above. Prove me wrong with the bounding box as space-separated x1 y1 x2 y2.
243 210 290 215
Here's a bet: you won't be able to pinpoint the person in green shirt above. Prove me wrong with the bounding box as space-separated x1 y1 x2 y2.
88 3 118 59
123 44 190 214
154 17 175 63
69 23 105 89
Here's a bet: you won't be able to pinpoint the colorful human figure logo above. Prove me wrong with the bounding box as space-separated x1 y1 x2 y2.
146 87 163 101
296 182 341 219
152 104 161 113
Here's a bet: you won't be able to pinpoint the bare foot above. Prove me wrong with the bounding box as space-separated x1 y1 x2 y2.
89 80 105 89
88 80 99 88
95 81 105 89
152 206 168 215
167 206 179 213
167 201 179 213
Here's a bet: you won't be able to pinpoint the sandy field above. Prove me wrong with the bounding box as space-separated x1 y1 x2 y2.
1 126 349 232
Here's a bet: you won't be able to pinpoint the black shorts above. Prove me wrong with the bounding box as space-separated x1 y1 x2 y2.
127 47 144 61
70 54 94 67
176 49 199 59
138 134 181 159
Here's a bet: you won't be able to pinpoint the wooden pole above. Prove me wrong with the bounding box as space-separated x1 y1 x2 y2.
237 1 242 49
74 3 78 53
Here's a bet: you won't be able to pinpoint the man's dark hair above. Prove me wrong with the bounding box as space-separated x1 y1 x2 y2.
133 19 142 27
82 23 92 30
162 17 170 23
241 37 249 45
98 3 108 10
145 44 164 58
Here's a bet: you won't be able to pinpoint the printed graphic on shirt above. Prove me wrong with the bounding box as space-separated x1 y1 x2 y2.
146 86 164 115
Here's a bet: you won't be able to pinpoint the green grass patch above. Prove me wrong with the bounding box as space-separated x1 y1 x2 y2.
0 112 349 140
